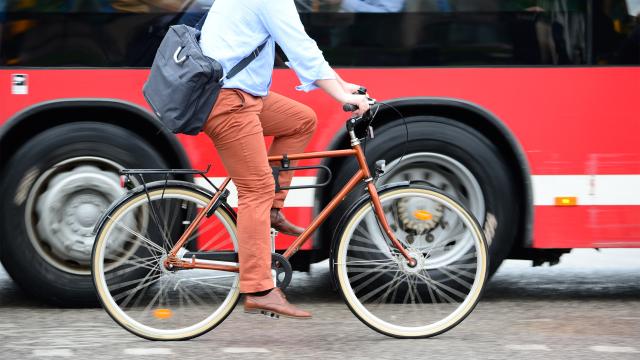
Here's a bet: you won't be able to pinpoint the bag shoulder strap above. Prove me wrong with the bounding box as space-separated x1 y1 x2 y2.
194 11 208 30
225 40 268 80
193 10 267 81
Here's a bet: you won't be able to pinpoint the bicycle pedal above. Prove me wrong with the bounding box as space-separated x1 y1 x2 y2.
260 310 280 319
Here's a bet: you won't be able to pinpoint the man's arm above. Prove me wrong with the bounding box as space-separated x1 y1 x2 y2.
332 69 362 94
315 79 370 116
259 1 334 91
259 1 369 115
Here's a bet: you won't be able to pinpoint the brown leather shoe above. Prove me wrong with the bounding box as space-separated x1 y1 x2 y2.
244 288 312 319
270 208 305 236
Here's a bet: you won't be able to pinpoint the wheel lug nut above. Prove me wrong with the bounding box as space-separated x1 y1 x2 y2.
406 235 414 244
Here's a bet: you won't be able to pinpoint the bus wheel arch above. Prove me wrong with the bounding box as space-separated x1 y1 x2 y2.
316 97 533 276
0 99 192 179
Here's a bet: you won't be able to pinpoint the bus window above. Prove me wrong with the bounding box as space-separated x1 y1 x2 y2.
593 0 640 64
299 0 589 66
2 0 637 67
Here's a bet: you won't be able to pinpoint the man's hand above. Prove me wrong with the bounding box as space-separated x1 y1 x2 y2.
343 94 370 117
315 78 370 116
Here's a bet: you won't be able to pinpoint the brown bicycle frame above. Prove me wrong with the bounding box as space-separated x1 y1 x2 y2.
164 142 416 272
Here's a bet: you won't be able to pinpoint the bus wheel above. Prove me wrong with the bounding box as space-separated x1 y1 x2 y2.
328 116 519 278
0 122 167 306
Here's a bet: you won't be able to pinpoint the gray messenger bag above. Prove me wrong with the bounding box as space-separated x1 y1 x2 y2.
143 16 266 135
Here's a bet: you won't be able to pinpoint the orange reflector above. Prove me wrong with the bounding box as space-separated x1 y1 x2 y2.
153 309 173 319
413 210 433 221
554 197 577 206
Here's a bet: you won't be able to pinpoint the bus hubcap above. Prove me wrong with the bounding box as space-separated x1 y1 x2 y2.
27 157 128 275
378 152 485 267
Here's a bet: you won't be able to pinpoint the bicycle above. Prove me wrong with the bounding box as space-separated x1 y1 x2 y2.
91 99 489 340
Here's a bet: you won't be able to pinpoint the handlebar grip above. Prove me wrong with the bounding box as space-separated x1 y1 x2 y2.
343 103 358 112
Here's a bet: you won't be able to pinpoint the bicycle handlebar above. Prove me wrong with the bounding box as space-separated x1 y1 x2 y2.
343 103 359 112
343 98 376 112
342 86 375 113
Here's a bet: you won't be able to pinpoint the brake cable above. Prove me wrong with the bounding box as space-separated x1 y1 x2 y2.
362 101 409 182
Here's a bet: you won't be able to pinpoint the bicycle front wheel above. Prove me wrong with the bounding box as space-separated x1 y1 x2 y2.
333 185 488 338
92 186 240 340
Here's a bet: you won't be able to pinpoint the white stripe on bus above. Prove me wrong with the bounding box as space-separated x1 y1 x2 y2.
532 175 640 206
195 177 316 207
196 175 640 207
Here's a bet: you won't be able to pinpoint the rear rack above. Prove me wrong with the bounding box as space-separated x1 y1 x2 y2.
120 164 211 177
120 164 220 192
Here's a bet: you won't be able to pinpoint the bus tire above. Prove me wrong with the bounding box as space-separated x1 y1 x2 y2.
0 122 168 306
327 116 519 278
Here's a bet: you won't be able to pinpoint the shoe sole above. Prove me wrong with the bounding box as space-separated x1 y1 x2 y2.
244 308 312 320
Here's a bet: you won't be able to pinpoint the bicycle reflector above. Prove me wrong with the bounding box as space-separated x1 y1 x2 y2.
120 175 135 190
153 309 173 319
413 210 433 221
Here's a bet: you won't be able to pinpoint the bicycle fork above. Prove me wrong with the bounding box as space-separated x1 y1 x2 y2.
349 125 418 268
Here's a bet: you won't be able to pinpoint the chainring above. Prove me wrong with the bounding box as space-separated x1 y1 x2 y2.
271 253 293 291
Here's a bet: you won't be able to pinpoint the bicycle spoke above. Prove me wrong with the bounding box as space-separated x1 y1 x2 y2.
157 200 178 251
440 264 476 283
358 272 407 304
348 262 400 283
372 269 404 305
174 276 236 291
190 220 229 250
110 217 165 254
343 258 396 265
414 271 466 302
105 256 159 279
114 273 164 303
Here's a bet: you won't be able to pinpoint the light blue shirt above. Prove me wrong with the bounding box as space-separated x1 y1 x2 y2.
199 0 335 97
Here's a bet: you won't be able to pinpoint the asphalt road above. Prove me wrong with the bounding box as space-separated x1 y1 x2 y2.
0 249 639 360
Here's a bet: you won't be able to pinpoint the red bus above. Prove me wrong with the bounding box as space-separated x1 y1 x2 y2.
1 0 638 305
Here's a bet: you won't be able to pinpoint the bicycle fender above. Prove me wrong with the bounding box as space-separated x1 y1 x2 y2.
92 180 236 236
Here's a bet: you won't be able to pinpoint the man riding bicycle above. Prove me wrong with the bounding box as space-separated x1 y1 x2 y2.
200 0 370 319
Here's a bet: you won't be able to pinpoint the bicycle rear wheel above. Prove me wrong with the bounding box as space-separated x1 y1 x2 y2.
92 186 240 340
333 185 488 338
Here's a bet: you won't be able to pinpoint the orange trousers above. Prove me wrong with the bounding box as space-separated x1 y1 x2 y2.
203 89 317 293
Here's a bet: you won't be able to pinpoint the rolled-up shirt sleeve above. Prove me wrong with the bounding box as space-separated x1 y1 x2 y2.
259 1 335 92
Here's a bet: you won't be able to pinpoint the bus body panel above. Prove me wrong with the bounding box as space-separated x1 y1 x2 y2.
1 66 639 249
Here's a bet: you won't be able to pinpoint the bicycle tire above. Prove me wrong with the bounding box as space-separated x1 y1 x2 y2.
92 185 240 341
332 184 489 338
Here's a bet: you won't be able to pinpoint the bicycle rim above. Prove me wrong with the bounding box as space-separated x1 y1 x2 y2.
92 188 240 340
335 187 488 338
